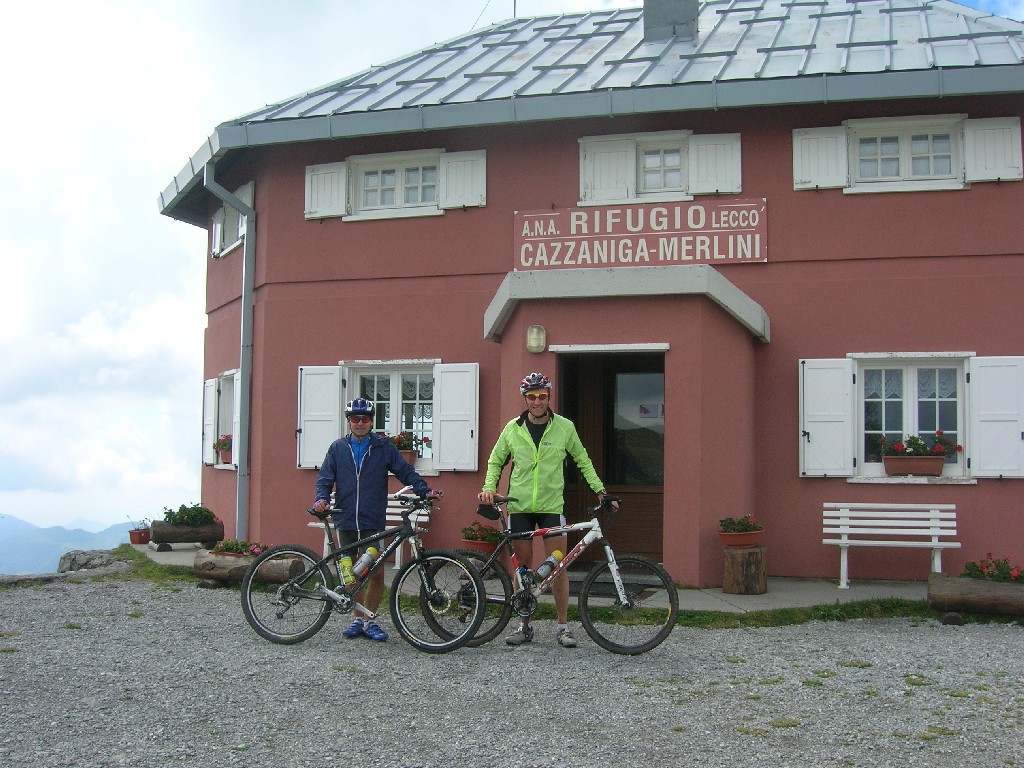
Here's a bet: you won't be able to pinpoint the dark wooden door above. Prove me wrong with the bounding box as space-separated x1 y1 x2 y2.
559 353 664 564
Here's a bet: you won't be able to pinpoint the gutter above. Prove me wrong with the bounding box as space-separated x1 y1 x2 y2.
203 162 256 539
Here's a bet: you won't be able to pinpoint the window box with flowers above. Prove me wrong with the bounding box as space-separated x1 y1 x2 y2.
928 553 1024 617
880 431 962 477
213 434 233 465
387 431 430 466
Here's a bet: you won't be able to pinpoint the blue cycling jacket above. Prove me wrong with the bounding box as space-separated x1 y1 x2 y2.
315 432 429 531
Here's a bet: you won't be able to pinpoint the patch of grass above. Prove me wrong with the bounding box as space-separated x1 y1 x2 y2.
839 659 873 669
905 674 934 687
64 622 82 630
0 646 18 653
802 678 825 687
106 545 200 587
127 612 144 619
769 717 801 728
814 669 838 678
670 726 686 733
0 631 21 638
332 665 357 673
917 725 958 740
737 725 769 736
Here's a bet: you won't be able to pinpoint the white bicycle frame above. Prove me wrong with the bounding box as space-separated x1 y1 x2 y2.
509 512 630 605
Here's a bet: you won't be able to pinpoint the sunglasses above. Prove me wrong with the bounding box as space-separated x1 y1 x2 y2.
348 415 372 424
525 392 549 401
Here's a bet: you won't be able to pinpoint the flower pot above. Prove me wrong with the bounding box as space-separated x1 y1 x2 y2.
218 449 232 465
461 539 499 555
129 528 151 545
883 455 945 476
399 449 417 465
718 530 764 548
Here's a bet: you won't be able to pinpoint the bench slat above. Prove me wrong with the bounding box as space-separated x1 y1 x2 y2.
823 539 961 549
824 502 955 511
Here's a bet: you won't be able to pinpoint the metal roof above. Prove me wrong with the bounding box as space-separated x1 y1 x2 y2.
160 0 1024 225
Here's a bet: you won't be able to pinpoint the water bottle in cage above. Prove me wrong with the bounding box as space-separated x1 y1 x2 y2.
352 547 379 576
536 550 563 580
339 555 355 585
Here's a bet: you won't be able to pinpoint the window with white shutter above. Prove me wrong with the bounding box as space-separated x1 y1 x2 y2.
793 115 1023 193
296 360 480 474
439 151 487 209
579 130 738 204
304 162 348 219
202 370 239 468
800 354 1023 480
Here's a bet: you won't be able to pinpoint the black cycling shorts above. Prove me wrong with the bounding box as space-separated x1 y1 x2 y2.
510 512 566 534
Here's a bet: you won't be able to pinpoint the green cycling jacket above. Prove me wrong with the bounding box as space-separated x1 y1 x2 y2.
483 410 605 515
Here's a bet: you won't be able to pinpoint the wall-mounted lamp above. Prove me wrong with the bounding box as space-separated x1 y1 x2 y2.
526 324 547 354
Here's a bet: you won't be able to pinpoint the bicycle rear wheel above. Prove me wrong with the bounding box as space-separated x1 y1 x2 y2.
578 555 679 655
389 549 485 654
456 549 514 647
241 544 333 644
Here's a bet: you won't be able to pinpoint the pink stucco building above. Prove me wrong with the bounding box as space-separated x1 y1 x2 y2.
160 0 1024 587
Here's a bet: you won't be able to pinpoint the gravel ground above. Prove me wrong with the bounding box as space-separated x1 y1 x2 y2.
1 577 1022 768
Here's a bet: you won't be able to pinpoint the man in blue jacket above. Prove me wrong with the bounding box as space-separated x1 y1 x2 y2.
312 398 439 641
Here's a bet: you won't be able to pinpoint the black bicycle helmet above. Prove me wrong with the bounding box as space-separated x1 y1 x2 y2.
344 398 374 416
519 372 552 395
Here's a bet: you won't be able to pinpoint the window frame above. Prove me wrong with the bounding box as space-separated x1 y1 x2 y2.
846 115 963 193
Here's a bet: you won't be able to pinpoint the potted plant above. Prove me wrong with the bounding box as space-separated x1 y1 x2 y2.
127 516 151 545
213 434 233 464
880 431 962 476
150 503 224 550
718 514 764 548
387 431 430 464
928 552 1024 616
461 520 502 554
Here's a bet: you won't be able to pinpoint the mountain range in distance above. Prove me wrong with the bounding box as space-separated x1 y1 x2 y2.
0 515 134 575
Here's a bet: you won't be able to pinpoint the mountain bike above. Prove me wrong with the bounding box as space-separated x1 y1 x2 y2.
458 496 679 655
240 490 485 654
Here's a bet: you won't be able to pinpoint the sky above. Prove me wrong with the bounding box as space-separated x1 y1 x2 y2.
0 0 1020 533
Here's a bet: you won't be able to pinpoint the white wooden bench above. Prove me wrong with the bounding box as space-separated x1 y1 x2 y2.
307 490 430 569
822 502 959 589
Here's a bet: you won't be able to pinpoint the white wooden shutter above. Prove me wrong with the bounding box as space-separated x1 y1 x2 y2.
433 362 479 471
799 358 855 477
210 208 225 256
231 372 242 466
688 133 741 194
297 366 342 469
235 181 254 239
304 162 347 219
439 150 486 208
968 356 1024 478
202 379 217 465
964 117 1023 183
793 127 848 190
580 139 636 202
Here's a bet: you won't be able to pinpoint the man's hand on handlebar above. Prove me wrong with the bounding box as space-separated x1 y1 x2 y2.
426 489 444 499
311 498 331 514
599 491 620 511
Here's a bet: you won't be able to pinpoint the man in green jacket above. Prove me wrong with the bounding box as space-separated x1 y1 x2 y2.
478 372 614 648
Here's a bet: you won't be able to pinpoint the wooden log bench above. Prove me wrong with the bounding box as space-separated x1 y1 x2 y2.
822 502 959 589
307 491 430 569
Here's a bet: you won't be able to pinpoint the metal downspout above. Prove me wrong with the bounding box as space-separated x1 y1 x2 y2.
203 162 256 539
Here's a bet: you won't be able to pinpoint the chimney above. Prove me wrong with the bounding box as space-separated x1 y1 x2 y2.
644 0 699 42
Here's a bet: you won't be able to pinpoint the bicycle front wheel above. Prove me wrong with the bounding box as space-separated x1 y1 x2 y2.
241 544 333 644
456 549 514 647
578 555 679 655
389 549 485 654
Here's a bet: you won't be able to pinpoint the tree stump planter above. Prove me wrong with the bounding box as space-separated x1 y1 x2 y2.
193 550 303 584
722 545 767 595
150 520 225 551
927 573 1024 616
